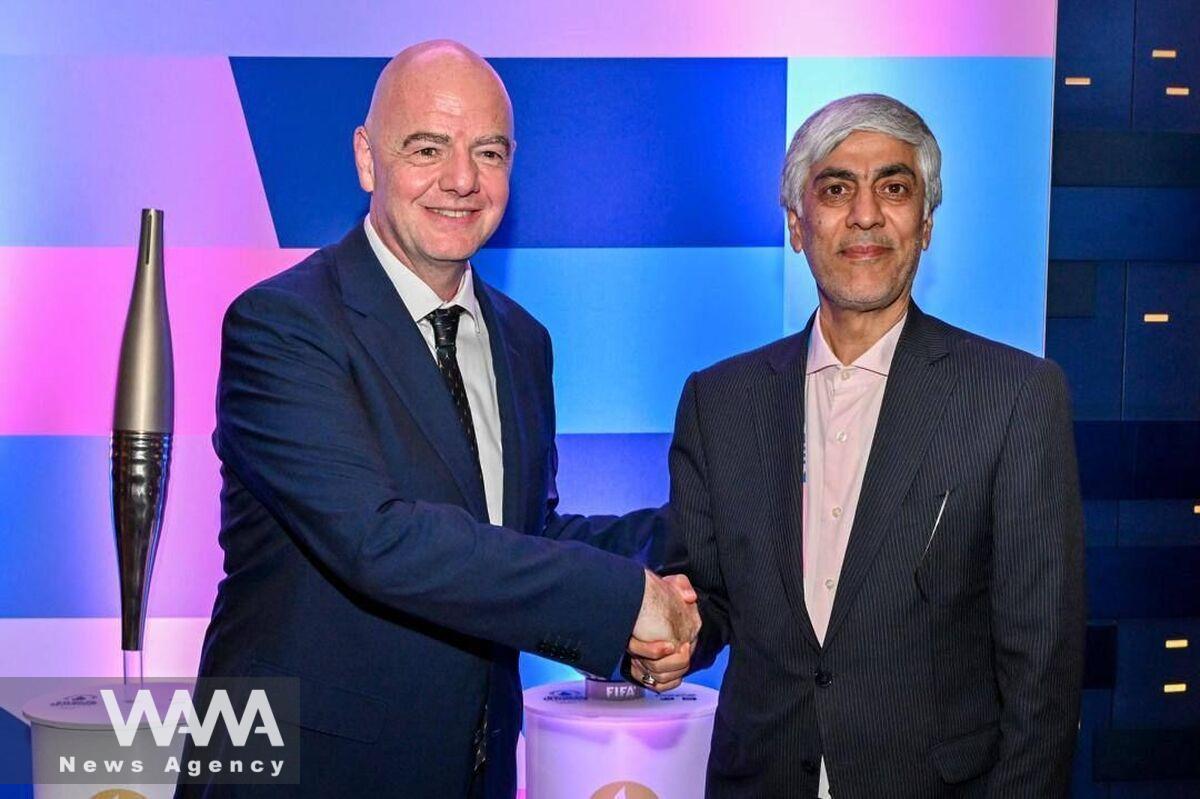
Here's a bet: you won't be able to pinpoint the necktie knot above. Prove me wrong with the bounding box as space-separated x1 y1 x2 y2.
427 306 464 348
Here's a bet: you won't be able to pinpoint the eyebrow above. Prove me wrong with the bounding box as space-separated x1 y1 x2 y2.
399 132 512 154
811 163 917 184
401 132 451 148
874 163 917 180
811 167 857 183
474 134 512 153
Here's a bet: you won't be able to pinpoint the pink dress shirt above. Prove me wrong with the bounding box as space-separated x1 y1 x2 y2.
802 312 906 644
804 312 906 798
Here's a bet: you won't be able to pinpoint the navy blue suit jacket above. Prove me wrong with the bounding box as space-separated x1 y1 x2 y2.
178 226 659 797
667 305 1085 798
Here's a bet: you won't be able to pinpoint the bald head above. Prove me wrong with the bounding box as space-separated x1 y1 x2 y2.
364 40 512 142
352 40 515 298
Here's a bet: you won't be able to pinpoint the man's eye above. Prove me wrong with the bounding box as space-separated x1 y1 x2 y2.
415 147 439 158
479 150 504 161
881 182 909 195
824 184 846 196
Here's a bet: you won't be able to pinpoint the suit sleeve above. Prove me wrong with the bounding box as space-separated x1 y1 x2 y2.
662 373 732 672
986 360 1086 797
215 286 645 676
536 329 670 568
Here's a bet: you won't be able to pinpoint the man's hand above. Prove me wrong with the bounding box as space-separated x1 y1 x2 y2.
628 572 700 692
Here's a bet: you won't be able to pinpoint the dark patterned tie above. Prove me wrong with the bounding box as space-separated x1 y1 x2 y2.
428 306 488 774
426 307 482 465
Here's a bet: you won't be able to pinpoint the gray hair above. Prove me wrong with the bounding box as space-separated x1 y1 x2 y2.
779 93 942 219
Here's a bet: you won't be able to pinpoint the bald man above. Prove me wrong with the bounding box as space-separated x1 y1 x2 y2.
178 41 697 798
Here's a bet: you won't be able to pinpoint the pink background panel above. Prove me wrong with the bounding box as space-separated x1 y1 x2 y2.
0 1 1057 58
0 247 311 436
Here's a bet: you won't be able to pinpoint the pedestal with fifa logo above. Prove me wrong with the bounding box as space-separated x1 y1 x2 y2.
523 679 718 799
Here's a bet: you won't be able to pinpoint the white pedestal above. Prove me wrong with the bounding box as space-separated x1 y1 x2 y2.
524 681 717 799
23 682 190 799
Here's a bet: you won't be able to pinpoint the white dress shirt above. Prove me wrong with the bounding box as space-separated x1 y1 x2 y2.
803 310 906 799
364 217 505 526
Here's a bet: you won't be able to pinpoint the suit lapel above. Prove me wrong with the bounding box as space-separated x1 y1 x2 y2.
750 324 821 651
822 306 957 648
474 278 528 533
333 227 489 521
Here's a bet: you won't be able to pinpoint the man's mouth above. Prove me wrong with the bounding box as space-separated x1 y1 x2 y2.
427 208 478 219
841 244 890 259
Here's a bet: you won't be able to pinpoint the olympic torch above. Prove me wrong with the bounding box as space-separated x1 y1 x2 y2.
111 208 174 689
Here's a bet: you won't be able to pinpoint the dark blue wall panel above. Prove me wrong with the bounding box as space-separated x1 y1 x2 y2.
488 58 787 248
1087 547 1200 619
1112 619 1200 728
1123 263 1200 419
1049 189 1200 261
1054 0 1135 130
1075 689 1113 798
1047 261 1126 420
1053 132 1200 187
231 57 380 248
232 57 787 249
1119 500 1200 546
1132 0 1200 132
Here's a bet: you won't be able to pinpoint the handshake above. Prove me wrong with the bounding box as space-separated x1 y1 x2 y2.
627 570 701 692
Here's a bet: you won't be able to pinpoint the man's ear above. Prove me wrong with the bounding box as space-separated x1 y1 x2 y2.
921 213 934 250
353 126 375 193
787 208 805 253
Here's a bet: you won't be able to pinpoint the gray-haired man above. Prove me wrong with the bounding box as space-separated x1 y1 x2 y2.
657 94 1085 797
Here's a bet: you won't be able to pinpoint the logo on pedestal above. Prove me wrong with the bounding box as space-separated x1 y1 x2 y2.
590 782 658 799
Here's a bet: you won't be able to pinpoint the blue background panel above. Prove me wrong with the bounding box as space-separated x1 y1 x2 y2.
231 57 379 248
1084 500 1120 547
232 57 788 249
474 247 783 434
1132 0 1200 133
1087 547 1200 619
554 434 670 514
1123 263 1200 420
1049 189 1200 262
1112 619 1200 730
1054 0 1135 131
783 57 1053 356
1118 501 1200 547
1073 689 1113 799
1046 261 1126 420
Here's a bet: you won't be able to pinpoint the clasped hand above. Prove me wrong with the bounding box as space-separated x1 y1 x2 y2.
627 570 700 692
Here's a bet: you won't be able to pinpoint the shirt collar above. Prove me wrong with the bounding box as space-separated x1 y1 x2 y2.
363 216 481 328
806 309 907 377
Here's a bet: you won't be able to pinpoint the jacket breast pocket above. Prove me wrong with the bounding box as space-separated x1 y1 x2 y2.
907 485 990 607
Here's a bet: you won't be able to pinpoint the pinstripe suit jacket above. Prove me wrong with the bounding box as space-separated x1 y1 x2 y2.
666 304 1085 798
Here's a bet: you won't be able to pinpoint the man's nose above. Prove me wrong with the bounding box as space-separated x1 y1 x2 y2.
438 147 479 196
847 188 884 229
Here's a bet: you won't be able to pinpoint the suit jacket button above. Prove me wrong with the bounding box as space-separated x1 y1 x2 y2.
815 670 833 687
801 759 818 775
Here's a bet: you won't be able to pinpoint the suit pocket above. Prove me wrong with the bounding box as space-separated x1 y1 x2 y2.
928 722 999 784
908 485 990 607
247 659 387 743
